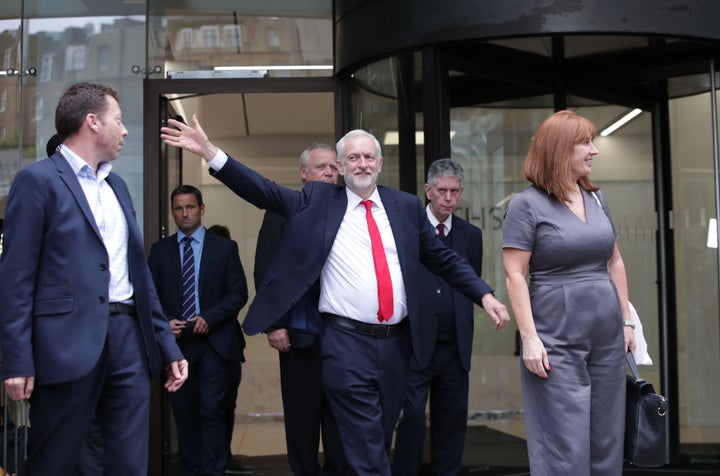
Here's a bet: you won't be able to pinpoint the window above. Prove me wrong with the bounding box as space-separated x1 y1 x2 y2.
40 54 53 82
201 26 220 48
0 89 6 113
3 49 11 70
176 28 194 50
65 45 86 72
34 95 44 121
223 24 242 50
266 27 280 48
98 46 110 72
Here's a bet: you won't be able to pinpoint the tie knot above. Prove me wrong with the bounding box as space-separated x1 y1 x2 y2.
183 236 193 245
360 199 373 211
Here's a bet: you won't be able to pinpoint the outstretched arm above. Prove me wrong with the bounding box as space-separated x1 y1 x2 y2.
161 114 218 161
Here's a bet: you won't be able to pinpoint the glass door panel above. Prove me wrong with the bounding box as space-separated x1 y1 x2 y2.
147 0 333 79
670 91 720 446
447 102 658 442
0 3 23 218
17 1 147 228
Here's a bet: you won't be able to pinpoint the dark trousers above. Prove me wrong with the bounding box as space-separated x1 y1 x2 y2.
393 341 469 476
172 338 233 476
74 417 104 476
279 337 348 476
25 313 151 476
321 321 411 476
225 361 242 460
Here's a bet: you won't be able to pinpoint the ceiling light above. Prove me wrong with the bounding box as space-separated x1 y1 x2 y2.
600 108 642 137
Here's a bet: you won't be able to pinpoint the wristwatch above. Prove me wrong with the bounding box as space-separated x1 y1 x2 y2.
623 320 636 329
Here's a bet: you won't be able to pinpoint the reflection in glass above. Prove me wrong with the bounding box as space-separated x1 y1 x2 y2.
670 92 720 443
148 0 333 79
0 11 147 229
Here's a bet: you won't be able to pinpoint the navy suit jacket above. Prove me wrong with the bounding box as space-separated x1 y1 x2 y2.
416 215 483 371
0 153 183 384
148 231 248 362
210 156 493 365
253 210 321 348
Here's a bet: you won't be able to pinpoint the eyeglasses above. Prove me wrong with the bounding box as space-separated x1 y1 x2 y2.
346 153 378 164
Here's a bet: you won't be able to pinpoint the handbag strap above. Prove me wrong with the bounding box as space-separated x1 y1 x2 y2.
626 351 642 381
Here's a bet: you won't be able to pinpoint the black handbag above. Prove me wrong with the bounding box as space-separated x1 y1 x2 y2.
624 352 669 467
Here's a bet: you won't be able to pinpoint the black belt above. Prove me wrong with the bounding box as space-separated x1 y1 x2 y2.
108 302 137 317
323 313 408 338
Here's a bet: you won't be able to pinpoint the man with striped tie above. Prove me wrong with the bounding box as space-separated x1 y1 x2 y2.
148 185 249 476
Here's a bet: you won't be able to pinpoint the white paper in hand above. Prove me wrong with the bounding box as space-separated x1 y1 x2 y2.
629 301 653 365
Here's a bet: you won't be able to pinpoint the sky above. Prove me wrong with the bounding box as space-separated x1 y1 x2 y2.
0 16 144 35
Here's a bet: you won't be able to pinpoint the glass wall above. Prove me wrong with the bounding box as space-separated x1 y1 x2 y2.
147 0 333 79
0 0 147 227
670 91 720 444
347 56 413 189
449 104 658 434
348 51 704 447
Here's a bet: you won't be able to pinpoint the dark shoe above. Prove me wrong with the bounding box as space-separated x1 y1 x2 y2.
225 457 256 474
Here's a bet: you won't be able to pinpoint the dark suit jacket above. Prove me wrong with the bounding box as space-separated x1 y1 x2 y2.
416 215 483 371
148 230 248 362
253 210 320 348
0 153 183 384
209 156 494 366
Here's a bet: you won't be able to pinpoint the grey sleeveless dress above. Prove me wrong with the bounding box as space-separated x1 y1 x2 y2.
503 185 626 476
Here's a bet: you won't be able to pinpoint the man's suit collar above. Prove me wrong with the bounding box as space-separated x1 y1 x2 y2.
425 205 454 234
176 225 206 245
376 186 405 270
53 154 103 241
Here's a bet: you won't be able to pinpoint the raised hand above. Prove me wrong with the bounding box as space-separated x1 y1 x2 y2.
161 114 218 161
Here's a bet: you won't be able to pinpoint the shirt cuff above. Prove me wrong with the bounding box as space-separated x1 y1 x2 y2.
207 149 228 171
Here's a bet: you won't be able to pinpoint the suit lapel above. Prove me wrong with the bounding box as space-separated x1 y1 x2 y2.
106 172 142 246
450 216 466 248
168 233 183 297
198 232 213 299
54 154 103 241
324 186 347 251
378 187 407 272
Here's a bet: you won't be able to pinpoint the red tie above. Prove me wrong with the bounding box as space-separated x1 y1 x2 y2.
360 200 394 322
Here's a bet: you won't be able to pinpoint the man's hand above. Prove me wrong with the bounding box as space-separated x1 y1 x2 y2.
267 328 291 352
189 316 209 335
160 114 218 161
169 318 185 338
4 376 34 401
164 359 189 393
481 293 511 330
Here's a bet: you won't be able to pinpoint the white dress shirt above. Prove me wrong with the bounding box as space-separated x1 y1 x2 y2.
208 148 408 323
425 204 453 237
61 145 133 303
319 187 407 324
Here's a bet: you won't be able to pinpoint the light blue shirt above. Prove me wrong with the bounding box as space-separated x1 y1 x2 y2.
178 226 205 316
